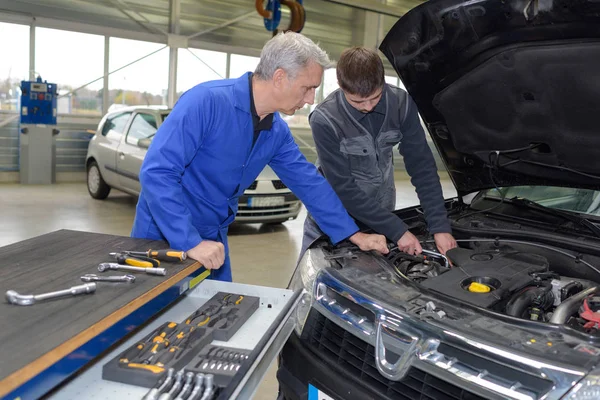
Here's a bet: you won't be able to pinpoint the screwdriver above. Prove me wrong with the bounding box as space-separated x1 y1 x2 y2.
125 249 187 262
109 252 160 268
120 341 146 364
155 346 178 367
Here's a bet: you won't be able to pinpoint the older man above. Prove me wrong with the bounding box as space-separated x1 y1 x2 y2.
131 33 389 281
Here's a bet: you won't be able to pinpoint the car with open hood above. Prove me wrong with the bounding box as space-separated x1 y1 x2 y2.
276 1 600 399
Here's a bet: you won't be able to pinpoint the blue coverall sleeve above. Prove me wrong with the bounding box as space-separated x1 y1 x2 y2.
269 127 359 244
138 89 213 252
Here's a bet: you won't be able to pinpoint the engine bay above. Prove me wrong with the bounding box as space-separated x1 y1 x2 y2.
384 240 600 335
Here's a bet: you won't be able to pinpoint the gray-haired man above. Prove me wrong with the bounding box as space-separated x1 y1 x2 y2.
132 32 389 281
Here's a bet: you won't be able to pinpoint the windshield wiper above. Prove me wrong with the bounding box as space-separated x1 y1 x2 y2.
504 197 600 237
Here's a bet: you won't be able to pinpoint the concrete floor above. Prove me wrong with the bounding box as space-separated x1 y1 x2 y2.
0 179 456 399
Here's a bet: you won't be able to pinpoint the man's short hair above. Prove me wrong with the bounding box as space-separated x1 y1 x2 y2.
336 47 385 97
255 32 331 80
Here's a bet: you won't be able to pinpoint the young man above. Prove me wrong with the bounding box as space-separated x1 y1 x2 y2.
130 34 389 281
301 46 456 258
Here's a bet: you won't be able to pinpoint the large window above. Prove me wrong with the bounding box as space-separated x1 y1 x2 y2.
36 28 104 115
229 54 260 79
0 23 29 112
109 38 168 108
177 48 227 99
322 68 338 99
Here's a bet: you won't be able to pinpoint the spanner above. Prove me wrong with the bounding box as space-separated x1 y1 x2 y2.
6 283 96 306
98 262 166 276
81 274 136 283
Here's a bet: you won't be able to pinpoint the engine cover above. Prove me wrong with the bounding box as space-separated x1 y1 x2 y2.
421 247 549 308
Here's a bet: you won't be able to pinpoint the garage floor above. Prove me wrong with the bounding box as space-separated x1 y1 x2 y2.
0 179 456 399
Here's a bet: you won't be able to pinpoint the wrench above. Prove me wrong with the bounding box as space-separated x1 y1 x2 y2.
98 262 166 276
81 274 136 283
6 283 96 306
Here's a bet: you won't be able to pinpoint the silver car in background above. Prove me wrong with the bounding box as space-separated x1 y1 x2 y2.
85 106 302 224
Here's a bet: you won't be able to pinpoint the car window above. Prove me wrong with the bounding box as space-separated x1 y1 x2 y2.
483 186 600 216
126 113 158 146
101 112 131 138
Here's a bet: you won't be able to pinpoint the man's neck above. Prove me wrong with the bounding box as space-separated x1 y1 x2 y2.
252 76 275 119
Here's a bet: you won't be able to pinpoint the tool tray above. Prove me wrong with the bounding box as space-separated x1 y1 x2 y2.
102 292 259 388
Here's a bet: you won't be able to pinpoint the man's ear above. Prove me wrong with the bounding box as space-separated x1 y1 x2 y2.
273 68 287 88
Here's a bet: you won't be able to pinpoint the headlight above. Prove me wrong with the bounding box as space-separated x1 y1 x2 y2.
289 248 328 335
564 370 600 399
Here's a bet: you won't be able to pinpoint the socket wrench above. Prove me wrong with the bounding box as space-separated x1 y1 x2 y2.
6 283 96 306
81 274 136 283
98 262 166 276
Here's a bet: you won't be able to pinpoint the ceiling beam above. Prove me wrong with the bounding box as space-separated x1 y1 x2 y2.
323 0 410 18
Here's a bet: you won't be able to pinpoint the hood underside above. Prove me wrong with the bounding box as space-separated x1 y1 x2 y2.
379 0 600 195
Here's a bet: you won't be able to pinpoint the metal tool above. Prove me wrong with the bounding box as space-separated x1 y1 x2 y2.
109 252 160 268
186 374 204 400
125 249 187 262
174 372 195 400
142 368 175 400
6 283 96 306
159 369 185 400
199 374 214 400
81 274 136 283
98 262 166 276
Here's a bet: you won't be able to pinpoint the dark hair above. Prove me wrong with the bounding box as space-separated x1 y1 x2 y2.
336 47 385 97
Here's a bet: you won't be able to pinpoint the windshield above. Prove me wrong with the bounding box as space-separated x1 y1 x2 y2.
482 186 600 217
161 112 170 122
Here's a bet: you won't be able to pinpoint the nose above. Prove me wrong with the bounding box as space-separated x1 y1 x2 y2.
304 88 316 105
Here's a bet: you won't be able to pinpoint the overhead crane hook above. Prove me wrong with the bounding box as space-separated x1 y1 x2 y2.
256 0 306 35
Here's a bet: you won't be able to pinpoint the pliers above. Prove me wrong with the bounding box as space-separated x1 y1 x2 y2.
109 252 160 268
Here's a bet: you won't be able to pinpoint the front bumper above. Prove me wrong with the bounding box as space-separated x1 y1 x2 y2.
277 309 488 400
236 194 302 223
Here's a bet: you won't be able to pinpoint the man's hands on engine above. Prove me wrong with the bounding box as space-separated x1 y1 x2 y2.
349 232 389 254
186 240 225 270
433 232 457 255
397 231 423 255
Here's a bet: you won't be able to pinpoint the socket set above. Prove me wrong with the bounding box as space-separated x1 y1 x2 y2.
185 345 252 388
102 292 259 389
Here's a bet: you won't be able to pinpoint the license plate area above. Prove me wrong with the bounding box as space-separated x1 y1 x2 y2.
248 196 285 207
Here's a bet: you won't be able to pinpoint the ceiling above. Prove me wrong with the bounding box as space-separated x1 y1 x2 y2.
0 0 425 62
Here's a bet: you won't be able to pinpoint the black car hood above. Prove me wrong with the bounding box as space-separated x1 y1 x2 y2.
379 0 600 196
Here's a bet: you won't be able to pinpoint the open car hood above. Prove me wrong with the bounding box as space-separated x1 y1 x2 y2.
379 0 600 196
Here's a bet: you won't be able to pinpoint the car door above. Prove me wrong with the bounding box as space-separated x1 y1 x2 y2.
116 112 158 194
93 111 132 188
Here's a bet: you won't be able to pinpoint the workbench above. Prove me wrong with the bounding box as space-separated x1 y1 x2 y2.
0 230 300 400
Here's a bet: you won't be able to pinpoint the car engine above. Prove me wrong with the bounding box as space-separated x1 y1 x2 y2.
385 244 600 333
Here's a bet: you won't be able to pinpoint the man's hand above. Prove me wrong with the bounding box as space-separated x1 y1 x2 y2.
434 232 457 255
186 240 225 270
349 232 389 254
397 231 423 255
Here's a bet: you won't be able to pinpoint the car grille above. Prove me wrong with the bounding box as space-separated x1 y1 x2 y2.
236 204 292 217
247 181 258 190
272 180 287 189
301 310 485 400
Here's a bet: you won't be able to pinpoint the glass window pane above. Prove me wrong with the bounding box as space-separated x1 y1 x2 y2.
102 112 131 137
126 113 157 145
109 38 168 108
229 54 260 79
0 23 29 112
36 27 104 115
323 68 338 99
177 48 227 101
385 75 398 86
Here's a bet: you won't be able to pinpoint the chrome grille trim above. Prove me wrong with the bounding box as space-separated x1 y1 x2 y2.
311 268 584 400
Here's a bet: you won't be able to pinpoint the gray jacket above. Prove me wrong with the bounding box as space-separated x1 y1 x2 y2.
308 84 451 242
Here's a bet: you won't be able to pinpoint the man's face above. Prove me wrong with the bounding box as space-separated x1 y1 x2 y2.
274 62 323 116
342 87 384 113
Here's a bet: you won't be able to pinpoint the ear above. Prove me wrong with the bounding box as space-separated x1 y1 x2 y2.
272 68 288 88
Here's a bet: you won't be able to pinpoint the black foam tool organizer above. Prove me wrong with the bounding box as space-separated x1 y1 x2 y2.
102 292 260 388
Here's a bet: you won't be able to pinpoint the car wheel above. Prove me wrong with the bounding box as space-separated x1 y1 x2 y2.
87 160 111 200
